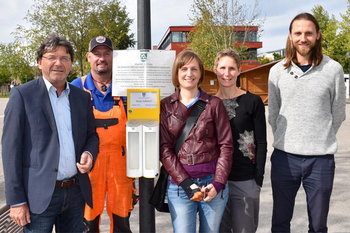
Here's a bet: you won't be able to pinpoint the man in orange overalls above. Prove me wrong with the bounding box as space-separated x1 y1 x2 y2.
71 36 136 233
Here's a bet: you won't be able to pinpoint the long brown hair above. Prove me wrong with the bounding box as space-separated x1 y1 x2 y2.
284 13 323 69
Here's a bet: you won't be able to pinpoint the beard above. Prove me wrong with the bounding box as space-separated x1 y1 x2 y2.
95 62 110 74
295 42 315 57
96 68 109 74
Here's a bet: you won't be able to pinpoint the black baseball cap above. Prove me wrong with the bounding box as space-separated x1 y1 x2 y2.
89 36 113 52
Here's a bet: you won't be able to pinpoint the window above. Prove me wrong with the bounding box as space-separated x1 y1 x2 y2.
242 48 258 61
159 35 171 50
171 31 187 42
158 31 189 49
235 31 258 42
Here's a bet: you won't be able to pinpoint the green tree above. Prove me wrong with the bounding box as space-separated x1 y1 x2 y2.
0 44 12 84
0 43 34 84
12 0 135 77
187 0 265 70
312 5 337 52
258 55 270 64
273 53 284 61
312 4 349 73
9 42 35 84
338 0 350 73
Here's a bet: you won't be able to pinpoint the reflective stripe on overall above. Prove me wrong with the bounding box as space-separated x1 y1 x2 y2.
81 76 135 230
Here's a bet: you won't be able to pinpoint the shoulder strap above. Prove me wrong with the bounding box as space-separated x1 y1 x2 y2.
80 75 87 90
174 100 207 155
80 75 94 102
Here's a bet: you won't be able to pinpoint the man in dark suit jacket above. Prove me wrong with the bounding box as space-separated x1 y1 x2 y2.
1 33 99 232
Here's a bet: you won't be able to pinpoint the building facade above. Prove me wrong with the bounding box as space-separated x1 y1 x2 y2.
156 26 263 71
156 25 270 101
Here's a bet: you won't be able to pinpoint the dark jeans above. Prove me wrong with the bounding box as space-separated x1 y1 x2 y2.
24 183 85 233
271 149 335 233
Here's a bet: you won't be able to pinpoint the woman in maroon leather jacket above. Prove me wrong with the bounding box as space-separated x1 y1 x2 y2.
160 50 233 233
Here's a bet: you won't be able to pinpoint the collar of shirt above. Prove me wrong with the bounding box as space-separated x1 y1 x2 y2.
85 71 112 96
42 76 70 97
83 72 114 112
186 89 201 108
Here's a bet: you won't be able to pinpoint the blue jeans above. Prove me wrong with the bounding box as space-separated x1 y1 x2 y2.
24 183 85 233
271 149 335 233
167 174 228 233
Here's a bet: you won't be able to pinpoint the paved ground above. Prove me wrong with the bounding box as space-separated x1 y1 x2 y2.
0 98 7 207
103 102 350 233
0 98 350 232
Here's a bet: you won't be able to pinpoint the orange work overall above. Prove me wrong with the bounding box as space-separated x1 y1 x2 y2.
81 76 135 232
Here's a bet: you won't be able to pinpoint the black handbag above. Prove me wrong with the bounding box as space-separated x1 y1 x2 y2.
149 99 207 212
149 165 170 212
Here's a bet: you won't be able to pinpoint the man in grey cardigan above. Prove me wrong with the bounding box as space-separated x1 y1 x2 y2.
268 13 346 233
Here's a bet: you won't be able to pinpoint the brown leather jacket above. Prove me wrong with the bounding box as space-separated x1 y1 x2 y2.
160 88 233 186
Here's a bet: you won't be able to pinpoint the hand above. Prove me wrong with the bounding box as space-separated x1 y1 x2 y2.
76 152 92 174
202 183 217 202
190 186 204 202
10 204 30 226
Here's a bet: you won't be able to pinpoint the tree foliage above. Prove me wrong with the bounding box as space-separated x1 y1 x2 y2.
0 44 12 84
12 0 135 78
187 0 265 70
272 53 284 61
312 2 350 73
258 55 270 65
0 43 34 84
338 0 350 73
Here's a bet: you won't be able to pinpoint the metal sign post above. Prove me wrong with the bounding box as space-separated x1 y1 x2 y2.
137 0 155 232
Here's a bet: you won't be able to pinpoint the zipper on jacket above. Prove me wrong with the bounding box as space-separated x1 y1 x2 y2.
170 110 184 122
191 123 198 155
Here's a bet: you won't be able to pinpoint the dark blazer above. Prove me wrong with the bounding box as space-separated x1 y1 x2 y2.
1 77 99 214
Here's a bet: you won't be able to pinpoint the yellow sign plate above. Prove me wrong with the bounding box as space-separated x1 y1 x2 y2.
127 89 160 121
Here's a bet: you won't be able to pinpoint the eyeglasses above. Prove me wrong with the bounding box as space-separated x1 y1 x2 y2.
42 56 71 63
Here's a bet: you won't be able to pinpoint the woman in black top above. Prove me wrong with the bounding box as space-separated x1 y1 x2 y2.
215 48 267 233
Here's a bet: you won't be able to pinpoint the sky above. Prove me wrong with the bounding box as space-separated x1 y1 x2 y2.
0 0 348 53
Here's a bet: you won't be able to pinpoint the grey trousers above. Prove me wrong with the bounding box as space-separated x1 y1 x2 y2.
219 179 261 233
